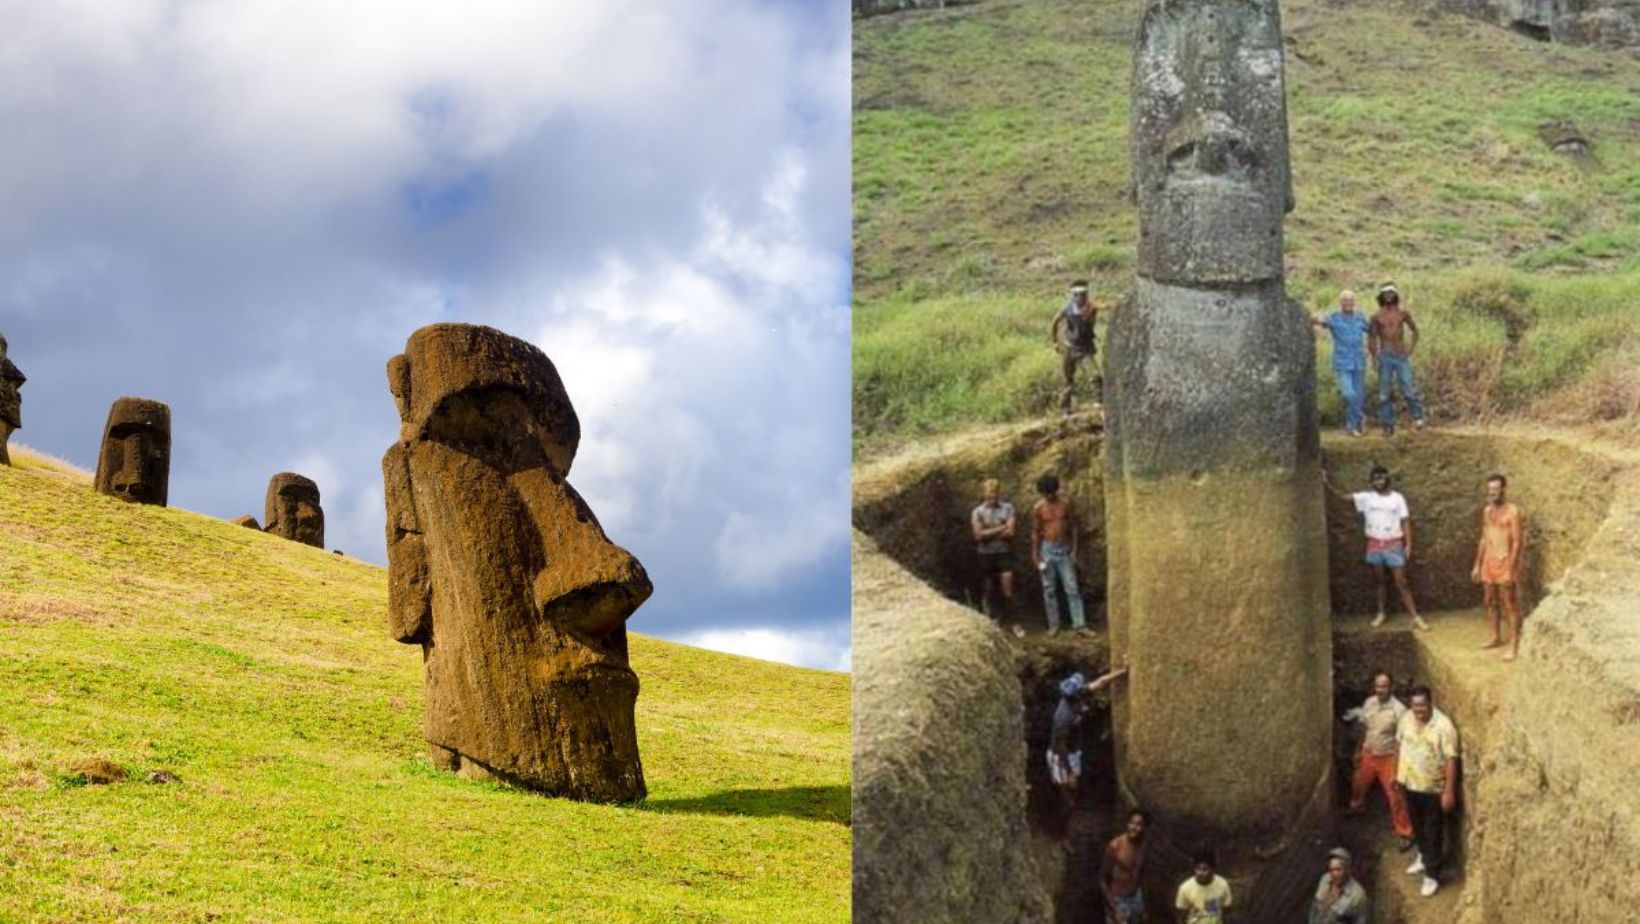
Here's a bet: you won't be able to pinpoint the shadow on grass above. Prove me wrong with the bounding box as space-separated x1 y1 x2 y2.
642 785 851 824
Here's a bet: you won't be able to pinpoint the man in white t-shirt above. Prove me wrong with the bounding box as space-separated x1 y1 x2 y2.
1351 465 1428 630
1175 850 1233 924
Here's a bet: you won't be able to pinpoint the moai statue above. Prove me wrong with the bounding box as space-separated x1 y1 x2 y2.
1105 0 1332 917
264 473 324 547
383 323 652 802
94 398 172 505
0 334 24 466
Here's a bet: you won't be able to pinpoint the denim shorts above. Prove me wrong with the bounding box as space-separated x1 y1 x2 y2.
1365 542 1406 569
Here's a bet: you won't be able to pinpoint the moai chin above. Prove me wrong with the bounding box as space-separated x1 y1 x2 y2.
1106 0 1332 916
94 398 172 506
264 473 324 547
382 323 652 802
0 334 25 466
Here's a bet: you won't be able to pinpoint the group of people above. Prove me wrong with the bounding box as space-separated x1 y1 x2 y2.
1339 464 1527 661
970 471 1088 633
1046 659 1456 922
1313 283 1427 437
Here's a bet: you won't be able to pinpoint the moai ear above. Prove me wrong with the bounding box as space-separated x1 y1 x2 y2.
387 354 412 424
383 442 431 645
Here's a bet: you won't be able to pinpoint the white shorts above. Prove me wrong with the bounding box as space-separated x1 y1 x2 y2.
1047 750 1082 785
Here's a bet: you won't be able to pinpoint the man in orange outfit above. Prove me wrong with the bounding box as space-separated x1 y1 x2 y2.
1473 473 1526 662
1342 669 1414 850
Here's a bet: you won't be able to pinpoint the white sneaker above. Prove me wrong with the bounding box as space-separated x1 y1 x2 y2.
1420 876 1439 897
1370 612 1387 628
1406 854 1425 876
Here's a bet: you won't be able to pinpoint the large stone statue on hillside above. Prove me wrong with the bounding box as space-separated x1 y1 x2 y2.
0 334 24 466
94 397 172 506
383 323 652 802
264 473 324 547
1105 0 1332 916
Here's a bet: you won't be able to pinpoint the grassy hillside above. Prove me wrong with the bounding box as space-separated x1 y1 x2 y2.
0 461 849 923
854 0 1640 451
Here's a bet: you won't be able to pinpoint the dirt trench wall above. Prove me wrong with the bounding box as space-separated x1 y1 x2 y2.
852 531 1051 924
1468 477 1640 923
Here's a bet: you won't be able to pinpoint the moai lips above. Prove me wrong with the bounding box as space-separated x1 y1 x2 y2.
264 473 324 548
0 333 24 466
383 323 651 802
94 398 171 506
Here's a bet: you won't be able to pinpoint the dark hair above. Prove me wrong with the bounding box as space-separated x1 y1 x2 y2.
1070 279 1089 289
1371 668 1393 685
1408 684 1433 704
1192 849 1216 868
1377 289 1400 306
1036 473 1060 496
1488 473 1508 487
1370 464 1390 479
1128 808 1150 824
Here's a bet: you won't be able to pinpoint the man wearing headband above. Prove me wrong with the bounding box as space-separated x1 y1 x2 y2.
1369 282 1426 435
1047 663 1129 828
1050 280 1101 417
1311 291 1371 437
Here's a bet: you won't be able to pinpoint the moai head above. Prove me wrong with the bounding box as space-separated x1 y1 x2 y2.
1131 0 1291 287
383 323 652 800
0 334 24 465
264 473 324 547
94 398 171 505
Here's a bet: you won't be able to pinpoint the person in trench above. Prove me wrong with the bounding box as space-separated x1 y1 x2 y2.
1047 664 1129 835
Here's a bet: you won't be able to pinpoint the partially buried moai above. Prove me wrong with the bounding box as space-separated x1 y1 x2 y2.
383 323 652 802
94 398 172 505
1105 0 1332 916
264 473 324 547
0 334 24 466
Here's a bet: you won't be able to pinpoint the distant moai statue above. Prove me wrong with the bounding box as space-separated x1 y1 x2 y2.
94 398 171 505
230 515 262 530
0 333 25 466
383 323 652 802
264 473 324 547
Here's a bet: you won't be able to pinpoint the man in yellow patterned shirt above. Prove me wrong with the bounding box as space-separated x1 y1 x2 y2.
1395 686 1460 898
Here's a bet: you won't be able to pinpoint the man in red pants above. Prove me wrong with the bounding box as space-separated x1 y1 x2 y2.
1343 669 1414 849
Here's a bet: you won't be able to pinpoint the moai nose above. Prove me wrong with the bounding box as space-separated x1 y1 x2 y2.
536 493 653 639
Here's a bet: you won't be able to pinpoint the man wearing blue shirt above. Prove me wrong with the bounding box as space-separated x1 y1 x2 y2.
1312 291 1371 437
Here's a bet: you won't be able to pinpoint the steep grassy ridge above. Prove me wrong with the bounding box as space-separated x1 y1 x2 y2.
0 463 849 923
854 0 1640 451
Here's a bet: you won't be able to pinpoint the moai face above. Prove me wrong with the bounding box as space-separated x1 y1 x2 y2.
264 473 324 547
94 398 171 506
0 334 24 465
384 323 651 801
1132 0 1291 286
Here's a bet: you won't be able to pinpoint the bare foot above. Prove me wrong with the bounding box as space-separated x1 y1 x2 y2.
1370 612 1387 628
1503 651 1518 662
1413 616 1431 631
1481 638 1505 650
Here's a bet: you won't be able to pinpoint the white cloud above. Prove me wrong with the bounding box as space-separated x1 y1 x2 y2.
678 625 852 672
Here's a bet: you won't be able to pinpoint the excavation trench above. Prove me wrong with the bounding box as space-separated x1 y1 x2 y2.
855 424 1621 923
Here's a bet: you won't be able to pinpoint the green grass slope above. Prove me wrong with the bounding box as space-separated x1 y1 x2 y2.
0 463 849 923
854 0 1640 451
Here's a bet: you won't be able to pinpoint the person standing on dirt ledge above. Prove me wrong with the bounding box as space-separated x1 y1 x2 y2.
1396 685 1461 898
1100 808 1149 924
1311 290 1371 437
1351 465 1429 630
1342 669 1415 849
1050 280 1101 418
1307 847 1369 924
1473 473 1526 662
1369 282 1427 436
1174 850 1233 924
970 478 1017 622
1031 472 1087 634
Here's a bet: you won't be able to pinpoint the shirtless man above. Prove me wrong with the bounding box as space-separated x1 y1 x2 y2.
1472 473 1526 661
1368 283 1427 436
1101 809 1149 924
1032 473 1086 633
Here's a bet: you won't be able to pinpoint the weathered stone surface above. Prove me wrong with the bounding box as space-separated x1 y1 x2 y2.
1442 0 1640 47
0 333 24 466
93 397 171 506
1106 0 1331 916
264 472 324 547
852 530 1051 924
383 323 650 802
230 514 262 530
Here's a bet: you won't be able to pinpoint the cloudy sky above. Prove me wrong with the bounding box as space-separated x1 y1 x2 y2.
1 1 851 670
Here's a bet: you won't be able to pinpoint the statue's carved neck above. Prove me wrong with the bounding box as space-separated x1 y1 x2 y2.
1132 0 1292 289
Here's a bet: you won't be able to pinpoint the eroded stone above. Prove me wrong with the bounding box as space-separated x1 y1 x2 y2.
383 323 651 802
93 398 171 506
0 333 25 466
264 472 324 547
